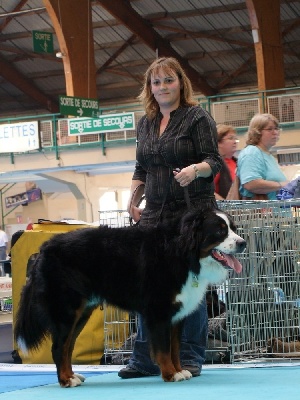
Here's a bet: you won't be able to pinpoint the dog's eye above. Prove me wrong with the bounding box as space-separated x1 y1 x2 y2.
216 226 227 237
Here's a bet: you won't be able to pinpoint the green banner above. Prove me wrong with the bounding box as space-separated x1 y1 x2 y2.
68 113 135 135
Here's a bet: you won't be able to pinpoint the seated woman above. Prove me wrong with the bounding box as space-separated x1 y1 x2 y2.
237 113 288 200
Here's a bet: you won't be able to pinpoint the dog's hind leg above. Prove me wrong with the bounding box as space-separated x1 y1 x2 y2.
51 300 94 387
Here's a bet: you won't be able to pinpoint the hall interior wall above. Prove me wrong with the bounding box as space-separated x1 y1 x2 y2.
2 127 300 231
3 171 134 227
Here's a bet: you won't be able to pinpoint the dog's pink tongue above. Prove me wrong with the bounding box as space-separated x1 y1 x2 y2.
224 254 243 274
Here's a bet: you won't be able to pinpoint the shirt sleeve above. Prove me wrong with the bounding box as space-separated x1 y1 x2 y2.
132 162 146 182
238 147 265 185
132 116 147 182
191 108 222 179
214 172 220 193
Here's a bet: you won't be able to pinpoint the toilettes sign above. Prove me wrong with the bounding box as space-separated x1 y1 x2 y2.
0 121 40 152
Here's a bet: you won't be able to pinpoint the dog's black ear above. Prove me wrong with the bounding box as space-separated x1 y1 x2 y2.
178 211 205 253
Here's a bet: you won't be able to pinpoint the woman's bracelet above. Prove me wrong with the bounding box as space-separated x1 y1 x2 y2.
191 164 201 179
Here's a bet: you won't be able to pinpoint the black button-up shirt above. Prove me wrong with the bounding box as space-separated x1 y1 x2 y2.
132 105 222 205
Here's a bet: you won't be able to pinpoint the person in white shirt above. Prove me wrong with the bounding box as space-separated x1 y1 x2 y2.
0 228 8 261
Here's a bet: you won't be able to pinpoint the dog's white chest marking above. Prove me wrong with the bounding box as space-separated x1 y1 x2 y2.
172 257 227 323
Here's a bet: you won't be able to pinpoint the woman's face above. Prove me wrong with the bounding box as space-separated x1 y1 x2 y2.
150 68 181 111
259 120 281 149
218 130 238 158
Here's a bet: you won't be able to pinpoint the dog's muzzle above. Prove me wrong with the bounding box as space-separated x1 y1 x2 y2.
236 239 247 253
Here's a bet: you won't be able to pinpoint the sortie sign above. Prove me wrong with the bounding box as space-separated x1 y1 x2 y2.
68 113 135 135
32 30 54 54
59 95 100 118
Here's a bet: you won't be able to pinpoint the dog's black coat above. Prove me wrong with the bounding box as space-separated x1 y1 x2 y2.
15 208 245 387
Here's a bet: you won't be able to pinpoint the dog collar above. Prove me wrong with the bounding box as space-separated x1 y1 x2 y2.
192 274 199 287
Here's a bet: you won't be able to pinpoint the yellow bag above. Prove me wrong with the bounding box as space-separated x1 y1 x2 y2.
12 226 104 364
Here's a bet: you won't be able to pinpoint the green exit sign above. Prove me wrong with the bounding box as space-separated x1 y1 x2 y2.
59 95 99 118
68 113 135 135
32 30 54 54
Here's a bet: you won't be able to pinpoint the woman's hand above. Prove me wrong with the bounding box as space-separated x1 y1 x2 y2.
173 166 196 187
214 192 225 200
127 180 145 221
130 205 143 222
280 180 289 188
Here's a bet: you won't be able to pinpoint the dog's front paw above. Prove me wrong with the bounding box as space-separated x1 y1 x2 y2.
74 373 85 382
173 371 186 382
69 373 86 387
181 370 192 380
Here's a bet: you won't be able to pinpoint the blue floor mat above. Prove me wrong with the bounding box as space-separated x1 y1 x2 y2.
0 371 112 393
1 365 300 400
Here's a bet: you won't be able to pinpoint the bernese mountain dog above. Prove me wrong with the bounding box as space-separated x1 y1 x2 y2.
15 208 246 387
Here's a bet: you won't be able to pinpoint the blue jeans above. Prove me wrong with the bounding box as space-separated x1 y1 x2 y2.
127 301 208 375
0 247 6 261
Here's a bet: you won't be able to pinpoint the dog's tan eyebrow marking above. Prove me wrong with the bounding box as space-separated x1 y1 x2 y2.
216 212 230 228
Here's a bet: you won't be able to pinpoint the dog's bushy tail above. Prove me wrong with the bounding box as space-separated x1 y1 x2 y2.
14 259 49 353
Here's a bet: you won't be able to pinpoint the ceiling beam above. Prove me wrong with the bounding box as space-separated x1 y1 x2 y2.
0 0 29 32
44 0 97 99
0 2 60 113
1 16 298 42
138 2 247 21
213 0 295 90
155 23 252 48
127 0 297 21
216 55 256 91
0 54 59 112
97 0 216 96
0 43 61 64
246 0 285 91
96 34 137 74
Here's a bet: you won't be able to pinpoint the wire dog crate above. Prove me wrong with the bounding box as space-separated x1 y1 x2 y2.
100 200 300 365
99 210 131 228
218 199 300 363
103 305 138 365
98 210 137 365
